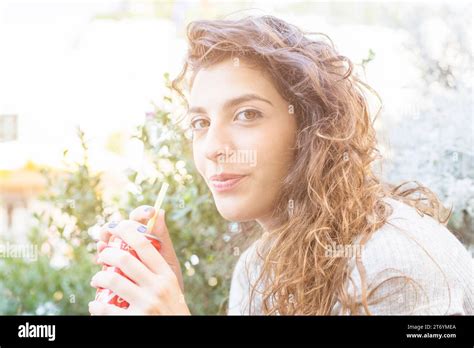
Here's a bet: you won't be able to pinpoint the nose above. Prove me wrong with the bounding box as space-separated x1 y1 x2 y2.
203 120 232 164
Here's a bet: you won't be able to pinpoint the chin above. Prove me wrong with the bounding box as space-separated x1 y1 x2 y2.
216 207 247 222
214 201 255 222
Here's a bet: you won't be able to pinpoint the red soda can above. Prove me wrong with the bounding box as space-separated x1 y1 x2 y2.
95 233 162 308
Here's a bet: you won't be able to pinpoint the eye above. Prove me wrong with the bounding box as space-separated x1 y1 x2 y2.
234 109 263 121
190 117 210 130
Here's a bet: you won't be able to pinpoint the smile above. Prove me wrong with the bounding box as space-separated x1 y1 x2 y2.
210 175 248 193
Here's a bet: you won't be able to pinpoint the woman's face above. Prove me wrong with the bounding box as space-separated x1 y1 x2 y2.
188 58 297 228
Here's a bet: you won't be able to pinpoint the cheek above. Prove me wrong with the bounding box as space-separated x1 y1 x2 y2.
189 120 296 222
257 122 296 177
192 139 206 177
244 123 296 194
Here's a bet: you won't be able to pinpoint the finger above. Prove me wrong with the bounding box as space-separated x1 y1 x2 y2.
129 205 155 225
91 270 145 305
105 220 171 276
99 220 121 243
88 301 129 315
148 209 169 239
148 210 174 259
94 241 107 264
97 241 107 253
148 209 184 291
98 247 155 287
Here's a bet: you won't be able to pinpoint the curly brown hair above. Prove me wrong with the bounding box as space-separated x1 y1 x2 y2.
172 15 451 315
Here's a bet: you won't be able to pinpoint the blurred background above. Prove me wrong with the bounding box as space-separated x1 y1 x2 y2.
0 0 472 314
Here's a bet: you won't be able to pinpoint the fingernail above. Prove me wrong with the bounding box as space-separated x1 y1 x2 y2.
108 221 118 228
137 225 147 233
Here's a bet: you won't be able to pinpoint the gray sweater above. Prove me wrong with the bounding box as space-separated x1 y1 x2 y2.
228 197 474 315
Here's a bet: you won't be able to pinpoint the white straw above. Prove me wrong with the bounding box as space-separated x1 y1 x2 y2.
146 182 169 230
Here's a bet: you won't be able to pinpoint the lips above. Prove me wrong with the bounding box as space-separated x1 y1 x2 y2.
209 173 248 193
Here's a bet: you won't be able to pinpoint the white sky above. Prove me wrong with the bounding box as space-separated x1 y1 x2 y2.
0 0 186 172
0 0 465 172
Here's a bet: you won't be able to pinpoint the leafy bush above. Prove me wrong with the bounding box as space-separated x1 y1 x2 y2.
0 80 255 315
119 78 254 314
0 129 103 314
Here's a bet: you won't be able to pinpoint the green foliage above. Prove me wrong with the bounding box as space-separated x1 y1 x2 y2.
122 78 238 314
0 78 245 315
0 128 104 314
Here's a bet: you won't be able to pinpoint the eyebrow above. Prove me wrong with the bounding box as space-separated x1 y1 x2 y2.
187 93 273 115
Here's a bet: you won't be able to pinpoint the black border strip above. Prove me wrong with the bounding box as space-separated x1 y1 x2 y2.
0 315 472 346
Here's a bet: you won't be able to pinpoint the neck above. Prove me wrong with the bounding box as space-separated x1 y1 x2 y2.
256 212 278 233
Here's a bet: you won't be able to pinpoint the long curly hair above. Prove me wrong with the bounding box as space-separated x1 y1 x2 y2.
172 15 451 315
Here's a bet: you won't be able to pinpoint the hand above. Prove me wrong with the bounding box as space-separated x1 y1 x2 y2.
88 208 189 315
97 206 184 292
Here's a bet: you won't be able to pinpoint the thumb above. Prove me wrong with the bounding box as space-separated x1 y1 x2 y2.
148 209 184 291
148 209 177 262
149 209 170 242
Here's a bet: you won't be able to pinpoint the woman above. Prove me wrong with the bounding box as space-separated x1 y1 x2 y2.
88 15 473 315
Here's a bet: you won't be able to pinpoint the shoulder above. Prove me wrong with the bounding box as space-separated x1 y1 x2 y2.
361 197 472 274
233 236 265 279
228 238 264 315
344 197 474 315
